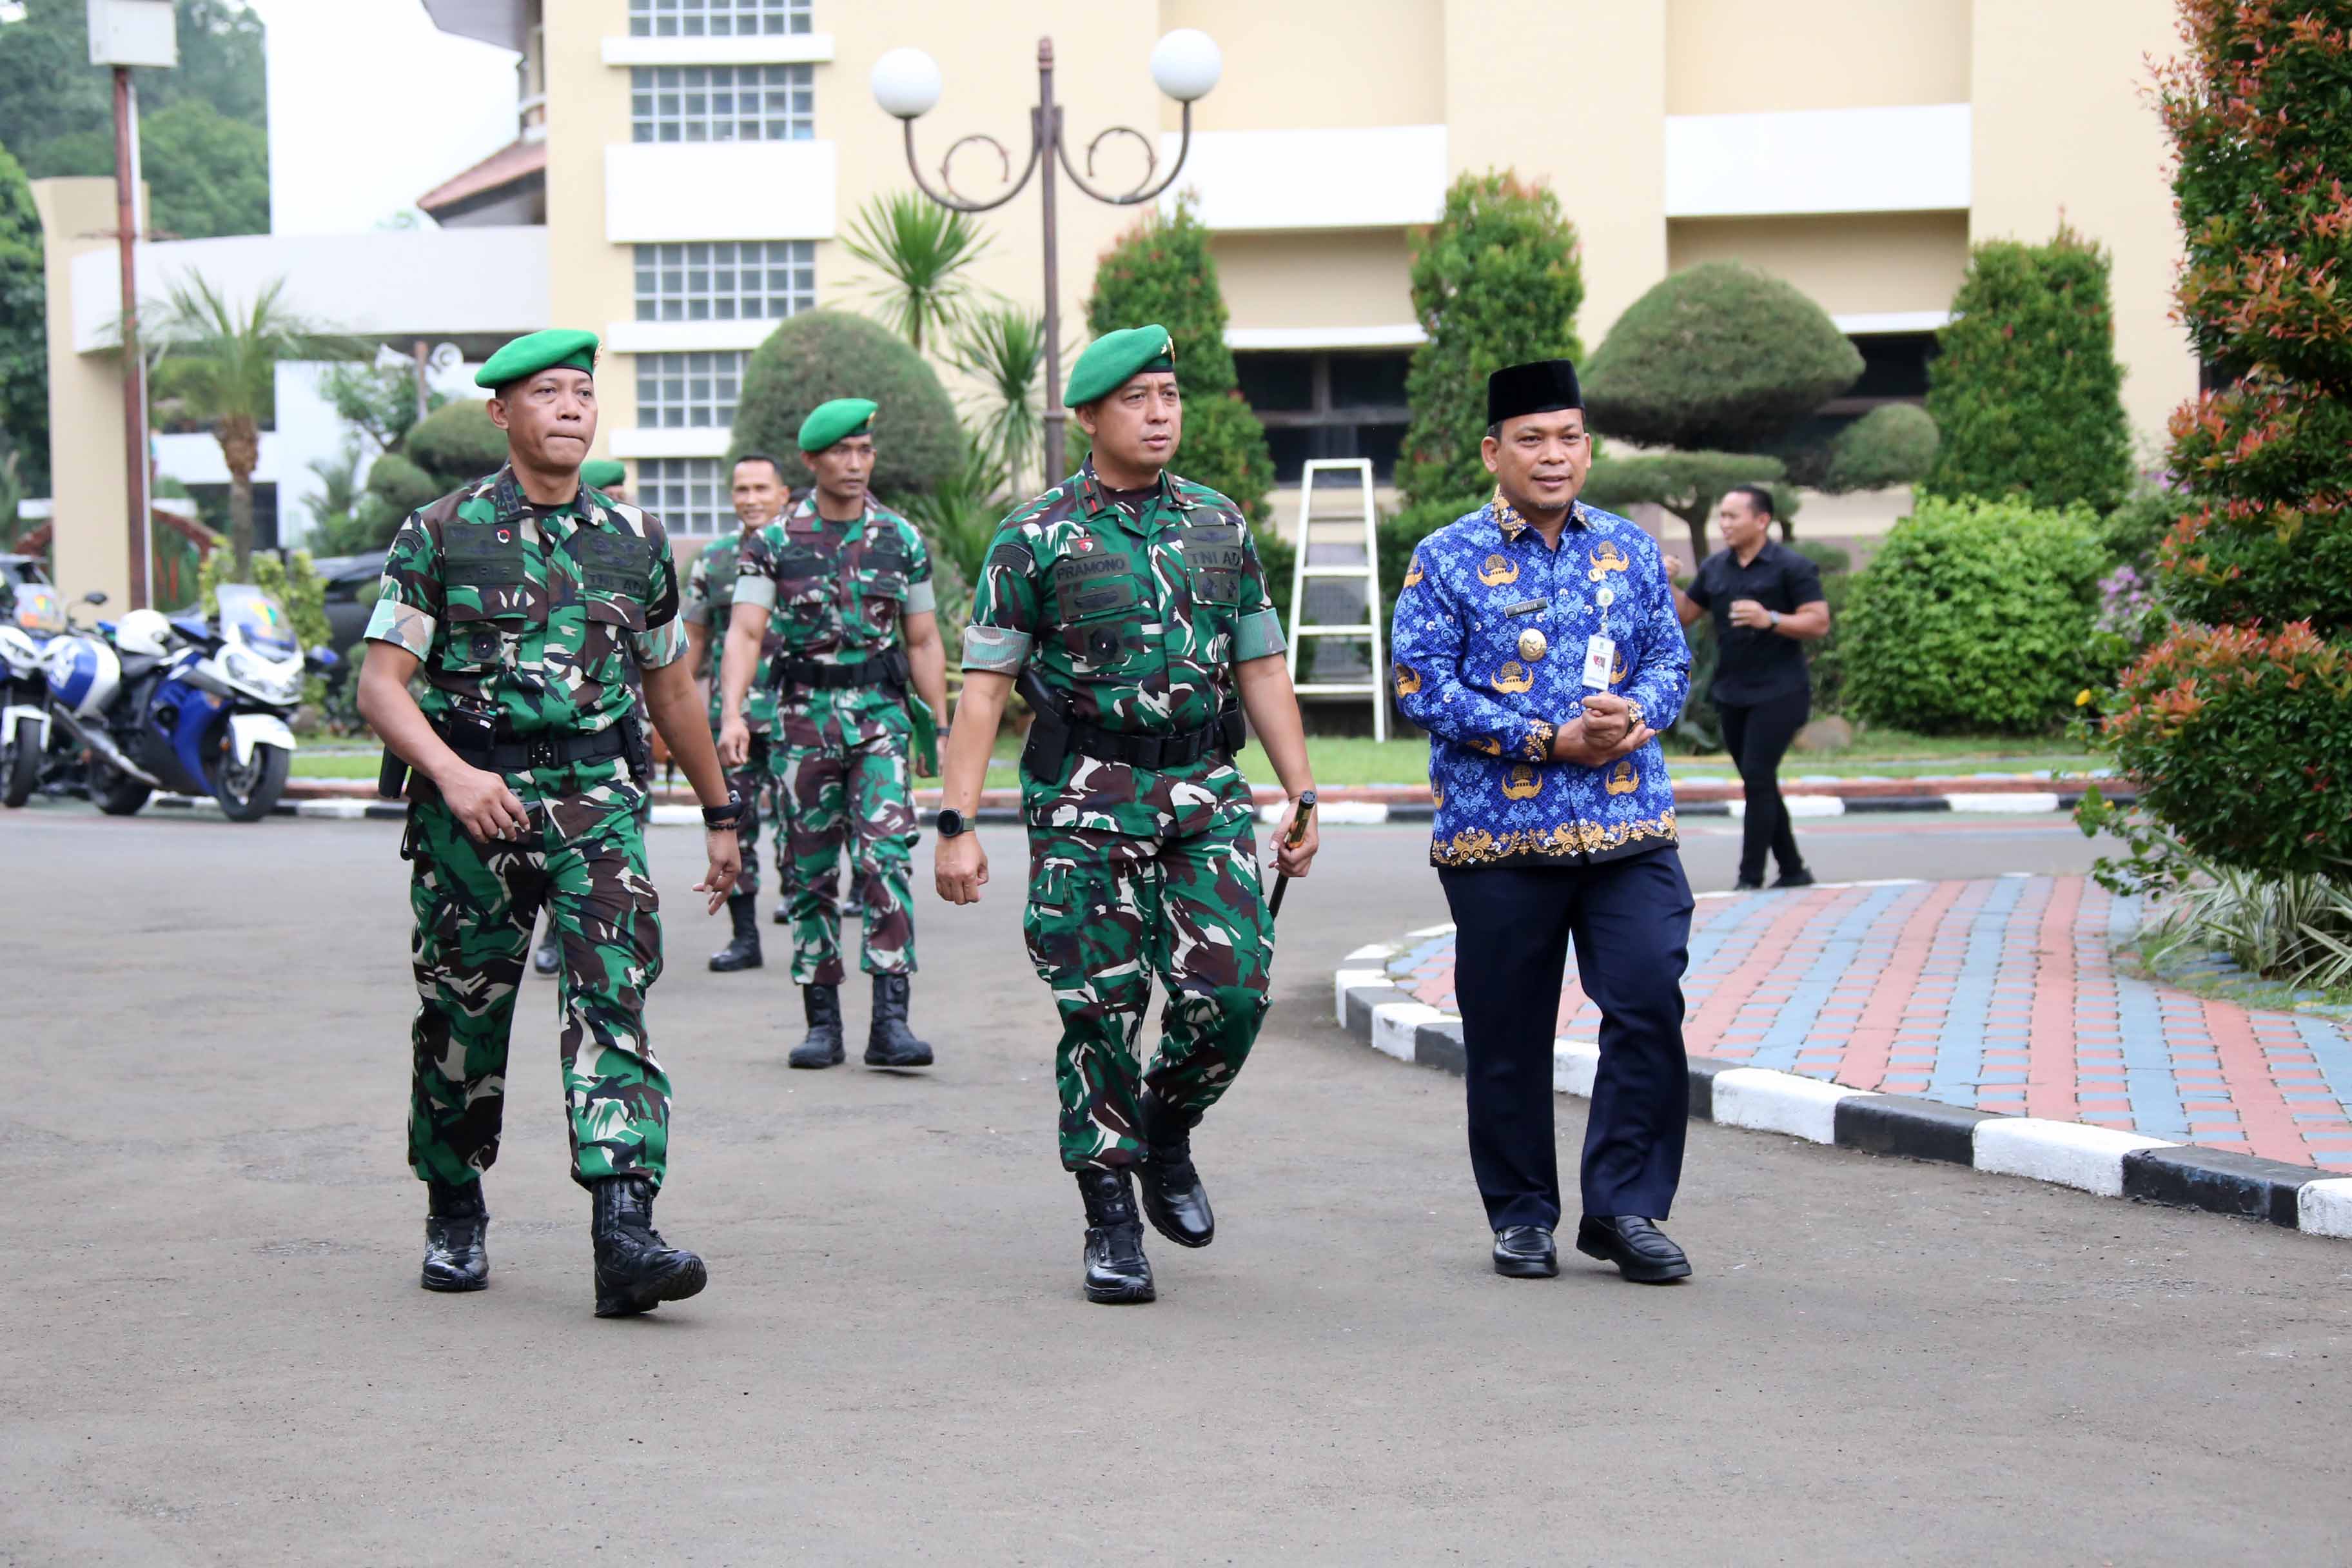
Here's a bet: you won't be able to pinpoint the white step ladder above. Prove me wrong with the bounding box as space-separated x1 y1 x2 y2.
1282 458 1387 743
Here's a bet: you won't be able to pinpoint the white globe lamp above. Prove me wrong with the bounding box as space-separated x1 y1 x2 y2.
870 47 943 121
1149 28 1222 103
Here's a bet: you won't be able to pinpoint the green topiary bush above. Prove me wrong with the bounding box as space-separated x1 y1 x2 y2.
1582 262 1862 454
1083 196 1273 520
730 309 962 500
1578 451 1801 567
1843 495 2104 734
1924 226 2135 514
1824 404 1941 494
1396 172 1583 515
403 398 506 482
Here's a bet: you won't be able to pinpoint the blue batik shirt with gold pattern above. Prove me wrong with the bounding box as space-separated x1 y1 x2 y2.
1390 491 1690 868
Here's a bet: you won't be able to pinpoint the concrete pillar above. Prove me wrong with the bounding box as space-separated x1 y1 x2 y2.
31 177 144 605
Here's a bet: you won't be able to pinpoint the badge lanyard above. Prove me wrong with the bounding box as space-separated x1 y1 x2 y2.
1582 587 1616 691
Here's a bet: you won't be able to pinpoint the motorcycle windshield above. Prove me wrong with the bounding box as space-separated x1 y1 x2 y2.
14 584 63 634
215 585 299 659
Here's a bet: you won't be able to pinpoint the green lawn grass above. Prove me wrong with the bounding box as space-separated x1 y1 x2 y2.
294 727 2098 786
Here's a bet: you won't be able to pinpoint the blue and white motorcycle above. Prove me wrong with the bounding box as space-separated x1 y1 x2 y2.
44 583 329 821
1 580 66 807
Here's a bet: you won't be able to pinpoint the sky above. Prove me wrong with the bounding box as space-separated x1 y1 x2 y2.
246 0 521 235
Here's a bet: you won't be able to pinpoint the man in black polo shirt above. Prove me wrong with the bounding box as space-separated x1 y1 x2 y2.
1667 485 1830 891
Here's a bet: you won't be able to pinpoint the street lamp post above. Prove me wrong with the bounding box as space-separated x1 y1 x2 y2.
872 30 1222 485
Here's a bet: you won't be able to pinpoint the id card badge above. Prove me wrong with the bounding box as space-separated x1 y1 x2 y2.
1581 634 1616 690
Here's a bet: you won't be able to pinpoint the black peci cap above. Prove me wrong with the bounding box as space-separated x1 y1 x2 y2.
1486 359 1583 427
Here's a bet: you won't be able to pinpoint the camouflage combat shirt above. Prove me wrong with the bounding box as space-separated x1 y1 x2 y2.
682 527 783 733
364 466 687 741
961 462 1288 839
732 491 936 752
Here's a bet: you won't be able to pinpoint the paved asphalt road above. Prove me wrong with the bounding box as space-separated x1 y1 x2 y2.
4 805 2347 1564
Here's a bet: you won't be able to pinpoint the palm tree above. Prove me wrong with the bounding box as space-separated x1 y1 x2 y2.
950 305 1045 495
838 192 991 354
144 275 360 570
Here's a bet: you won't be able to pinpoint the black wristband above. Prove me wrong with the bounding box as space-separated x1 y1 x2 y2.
702 790 744 830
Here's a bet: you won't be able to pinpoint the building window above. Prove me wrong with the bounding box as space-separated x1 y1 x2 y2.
636 458 729 535
1233 349 1413 485
630 64 812 143
636 351 749 429
632 240 815 322
629 0 812 37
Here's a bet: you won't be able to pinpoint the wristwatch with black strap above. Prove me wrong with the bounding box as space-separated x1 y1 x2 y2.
936 807 970 839
701 789 747 831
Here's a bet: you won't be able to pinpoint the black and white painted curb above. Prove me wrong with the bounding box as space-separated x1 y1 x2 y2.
1262 790 2117 827
152 794 716 827
1336 930 2352 1241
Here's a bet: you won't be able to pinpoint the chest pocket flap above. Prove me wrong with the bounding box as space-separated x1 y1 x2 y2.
567 528 653 599
1052 552 1140 624
442 524 527 590
1182 524 1244 605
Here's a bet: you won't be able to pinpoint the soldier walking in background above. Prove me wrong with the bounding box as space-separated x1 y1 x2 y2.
355 329 747 1318
934 325 1319 1306
683 453 791 970
718 398 949 1070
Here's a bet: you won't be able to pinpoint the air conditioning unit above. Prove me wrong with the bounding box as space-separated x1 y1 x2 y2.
87 0 177 70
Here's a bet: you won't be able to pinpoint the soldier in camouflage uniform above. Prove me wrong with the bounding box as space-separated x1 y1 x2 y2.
355 329 748 1320
934 326 1320 1306
682 453 791 972
718 398 950 1070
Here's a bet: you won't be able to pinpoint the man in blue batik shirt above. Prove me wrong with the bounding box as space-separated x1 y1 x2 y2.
1390 358 1698 1286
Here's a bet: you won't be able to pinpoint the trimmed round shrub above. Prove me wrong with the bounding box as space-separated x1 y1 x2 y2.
1843 495 2104 734
1582 262 1862 453
730 309 961 498
2102 622 2352 876
1825 404 1939 493
404 399 507 484
363 452 439 516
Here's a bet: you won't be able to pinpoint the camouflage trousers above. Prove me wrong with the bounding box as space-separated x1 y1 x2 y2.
1022 814 1274 1171
404 766 669 1190
770 734 917 983
718 729 786 900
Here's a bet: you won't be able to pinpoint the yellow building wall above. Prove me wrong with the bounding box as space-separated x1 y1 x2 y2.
1666 0 1972 113
1444 0 1667 352
544 0 636 455
1667 213 1970 317
1971 0 2193 451
34 178 142 607
1212 230 1416 331
1157 0 1446 131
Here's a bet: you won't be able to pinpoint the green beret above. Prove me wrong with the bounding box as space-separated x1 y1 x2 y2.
798 397 878 453
1065 324 1175 407
580 459 627 490
475 328 600 391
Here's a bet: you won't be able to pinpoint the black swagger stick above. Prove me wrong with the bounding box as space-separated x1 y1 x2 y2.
1266 789 1318 919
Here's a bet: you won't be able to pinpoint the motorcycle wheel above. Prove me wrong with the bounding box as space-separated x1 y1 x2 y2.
88 753 152 816
1 714 39 808
210 740 291 823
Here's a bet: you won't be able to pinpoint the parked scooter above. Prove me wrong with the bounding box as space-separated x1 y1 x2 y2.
1 580 66 807
43 583 335 821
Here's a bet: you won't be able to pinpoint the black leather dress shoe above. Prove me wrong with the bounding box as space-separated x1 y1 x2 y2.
1491 1224 1558 1279
1575 1215 1692 1283
1772 868 1817 889
1732 878 1764 892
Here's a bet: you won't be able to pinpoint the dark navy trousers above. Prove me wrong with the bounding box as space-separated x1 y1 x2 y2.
1439 847 1694 1231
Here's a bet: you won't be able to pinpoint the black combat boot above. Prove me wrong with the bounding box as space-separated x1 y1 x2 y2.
1076 1168 1155 1305
532 925 561 977
420 1178 488 1293
788 983 845 1068
1136 1092 1215 1248
708 892 763 972
588 1174 708 1318
864 972 934 1067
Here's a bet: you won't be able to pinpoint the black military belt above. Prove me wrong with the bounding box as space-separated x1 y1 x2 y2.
776 652 900 691
1067 712 1241 770
443 726 627 774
